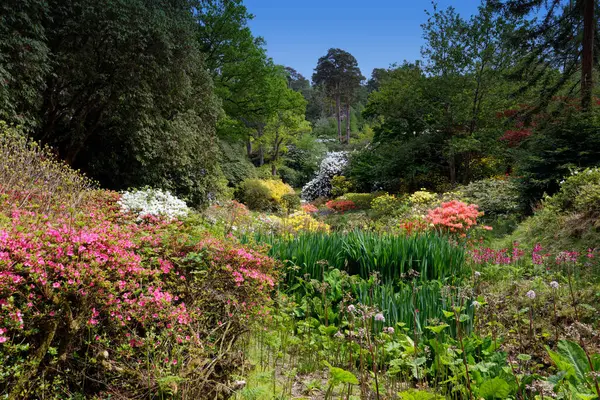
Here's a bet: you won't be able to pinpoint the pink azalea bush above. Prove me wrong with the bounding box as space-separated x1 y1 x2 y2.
0 187 278 398
426 200 490 235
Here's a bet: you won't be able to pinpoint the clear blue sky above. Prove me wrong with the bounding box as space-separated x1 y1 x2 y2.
245 0 481 80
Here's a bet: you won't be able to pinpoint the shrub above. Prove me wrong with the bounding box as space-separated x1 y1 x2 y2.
408 189 437 206
301 152 348 201
301 203 319 213
281 211 330 234
426 200 488 235
238 178 294 212
460 178 522 217
0 121 93 214
325 199 357 213
0 190 278 398
341 193 376 209
118 187 189 219
281 193 301 213
549 167 600 215
370 193 407 219
330 175 352 197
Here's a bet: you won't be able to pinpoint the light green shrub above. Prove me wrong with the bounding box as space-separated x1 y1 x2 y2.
370 193 408 219
549 167 600 214
330 175 352 197
460 178 522 217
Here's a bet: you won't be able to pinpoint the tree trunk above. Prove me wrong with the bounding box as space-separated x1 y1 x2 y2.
335 90 342 143
581 0 595 111
257 126 264 166
246 138 252 157
346 104 351 144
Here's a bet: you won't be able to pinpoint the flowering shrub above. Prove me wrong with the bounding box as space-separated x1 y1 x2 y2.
325 199 357 213
409 189 437 205
301 203 319 213
427 200 488 235
281 211 330 234
118 187 189 219
238 178 295 211
0 122 93 215
203 200 253 234
371 193 407 219
0 189 278 397
301 152 348 201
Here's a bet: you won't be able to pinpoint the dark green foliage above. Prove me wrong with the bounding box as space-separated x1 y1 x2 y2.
517 109 600 206
0 0 225 207
218 139 257 187
280 134 327 187
0 0 49 128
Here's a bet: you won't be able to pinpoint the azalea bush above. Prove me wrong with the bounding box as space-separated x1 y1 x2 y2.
118 187 190 219
0 132 279 398
281 211 330 234
426 200 490 235
0 189 279 398
325 199 357 213
238 178 295 212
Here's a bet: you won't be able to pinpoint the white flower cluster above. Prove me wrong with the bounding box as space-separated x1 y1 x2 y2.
118 188 189 219
301 151 348 201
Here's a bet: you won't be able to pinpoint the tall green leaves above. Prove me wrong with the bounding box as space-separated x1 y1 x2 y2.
243 230 467 283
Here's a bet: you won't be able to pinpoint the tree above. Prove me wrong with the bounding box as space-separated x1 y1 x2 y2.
312 48 364 143
491 0 597 110
0 0 49 128
0 0 225 207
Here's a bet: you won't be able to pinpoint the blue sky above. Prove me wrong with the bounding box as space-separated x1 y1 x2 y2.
245 0 481 80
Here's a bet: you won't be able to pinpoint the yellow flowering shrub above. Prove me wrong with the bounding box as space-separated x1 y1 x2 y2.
238 178 295 211
281 211 330 234
409 189 437 205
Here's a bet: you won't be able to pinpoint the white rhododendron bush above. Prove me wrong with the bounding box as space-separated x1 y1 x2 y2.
301 151 348 201
118 188 189 218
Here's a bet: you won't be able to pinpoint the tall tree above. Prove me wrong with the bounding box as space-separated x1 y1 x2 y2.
312 48 364 143
491 0 597 110
0 0 224 206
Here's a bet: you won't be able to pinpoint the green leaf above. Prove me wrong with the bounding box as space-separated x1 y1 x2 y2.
426 323 450 334
557 340 590 383
478 377 511 399
517 354 532 362
442 310 454 318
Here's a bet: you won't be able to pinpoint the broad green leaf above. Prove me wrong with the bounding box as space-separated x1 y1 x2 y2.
426 323 450 334
478 377 511 399
556 340 590 383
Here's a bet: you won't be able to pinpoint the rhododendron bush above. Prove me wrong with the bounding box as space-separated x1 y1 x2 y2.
0 188 278 398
